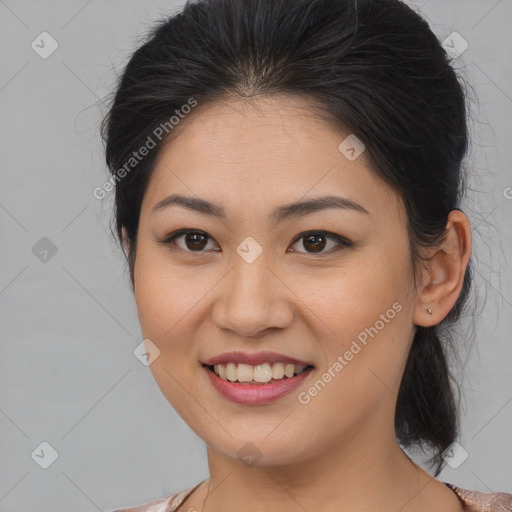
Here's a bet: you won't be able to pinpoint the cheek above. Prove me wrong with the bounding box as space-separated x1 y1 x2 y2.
314 250 411 339
133 248 207 418
132 247 216 407
133 244 205 340
310 246 413 392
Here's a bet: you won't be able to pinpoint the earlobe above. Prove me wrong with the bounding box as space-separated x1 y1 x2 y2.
413 210 472 327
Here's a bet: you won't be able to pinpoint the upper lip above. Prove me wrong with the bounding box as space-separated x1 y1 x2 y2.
202 351 314 367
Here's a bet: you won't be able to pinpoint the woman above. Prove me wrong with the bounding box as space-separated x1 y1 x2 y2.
101 0 512 510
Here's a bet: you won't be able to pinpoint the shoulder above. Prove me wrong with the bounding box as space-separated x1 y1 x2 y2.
107 485 197 512
445 483 512 511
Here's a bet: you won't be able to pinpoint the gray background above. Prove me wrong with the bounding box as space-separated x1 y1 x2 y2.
0 1 511 510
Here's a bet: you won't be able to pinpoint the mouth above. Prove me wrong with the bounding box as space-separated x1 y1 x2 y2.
202 362 315 405
203 362 315 385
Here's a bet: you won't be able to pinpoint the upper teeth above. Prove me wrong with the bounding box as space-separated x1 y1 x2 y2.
213 362 308 383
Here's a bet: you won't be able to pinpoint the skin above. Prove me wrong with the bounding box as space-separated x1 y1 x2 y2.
128 94 471 512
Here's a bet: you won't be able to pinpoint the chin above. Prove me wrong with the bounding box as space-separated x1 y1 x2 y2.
199 425 319 468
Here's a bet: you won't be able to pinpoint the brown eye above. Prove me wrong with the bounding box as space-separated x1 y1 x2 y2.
289 231 352 255
160 230 218 252
182 232 209 251
302 233 327 252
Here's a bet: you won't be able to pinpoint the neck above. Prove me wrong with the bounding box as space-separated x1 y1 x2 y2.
187 421 455 512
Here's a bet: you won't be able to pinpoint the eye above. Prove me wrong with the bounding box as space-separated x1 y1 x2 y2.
159 229 353 256
289 231 353 255
160 229 218 252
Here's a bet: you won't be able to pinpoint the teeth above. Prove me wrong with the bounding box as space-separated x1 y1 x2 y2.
271 362 285 379
210 362 310 383
237 363 254 382
254 363 272 383
226 362 238 382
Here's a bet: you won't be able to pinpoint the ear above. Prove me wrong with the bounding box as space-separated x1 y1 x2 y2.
413 210 472 327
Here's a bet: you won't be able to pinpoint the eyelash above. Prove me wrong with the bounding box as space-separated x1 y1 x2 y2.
158 229 353 256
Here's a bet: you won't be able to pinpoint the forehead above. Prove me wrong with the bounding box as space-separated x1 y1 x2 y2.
157 94 352 166
142 95 402 222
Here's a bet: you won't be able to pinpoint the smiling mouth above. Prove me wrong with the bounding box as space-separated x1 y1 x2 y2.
203 362 315 385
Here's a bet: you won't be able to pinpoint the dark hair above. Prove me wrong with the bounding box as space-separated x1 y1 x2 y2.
101 0 473 475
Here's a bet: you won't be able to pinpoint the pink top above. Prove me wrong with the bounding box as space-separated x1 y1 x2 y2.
110 481 512 511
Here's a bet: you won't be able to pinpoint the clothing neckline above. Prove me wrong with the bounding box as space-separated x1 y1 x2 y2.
173 479 207 511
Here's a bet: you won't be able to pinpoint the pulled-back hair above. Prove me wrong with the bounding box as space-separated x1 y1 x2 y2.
101 0 473 475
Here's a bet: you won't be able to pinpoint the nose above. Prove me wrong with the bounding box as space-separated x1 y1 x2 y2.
211 256 294 338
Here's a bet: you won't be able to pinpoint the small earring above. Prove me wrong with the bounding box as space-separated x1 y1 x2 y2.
427 307 433 315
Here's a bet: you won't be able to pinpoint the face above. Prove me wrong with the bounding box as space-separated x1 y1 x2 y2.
133 95 418 467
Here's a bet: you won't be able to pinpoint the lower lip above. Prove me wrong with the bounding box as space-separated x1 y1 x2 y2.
203 365 314 405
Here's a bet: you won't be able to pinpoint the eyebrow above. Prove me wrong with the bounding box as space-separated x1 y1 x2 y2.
151 193 369 223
